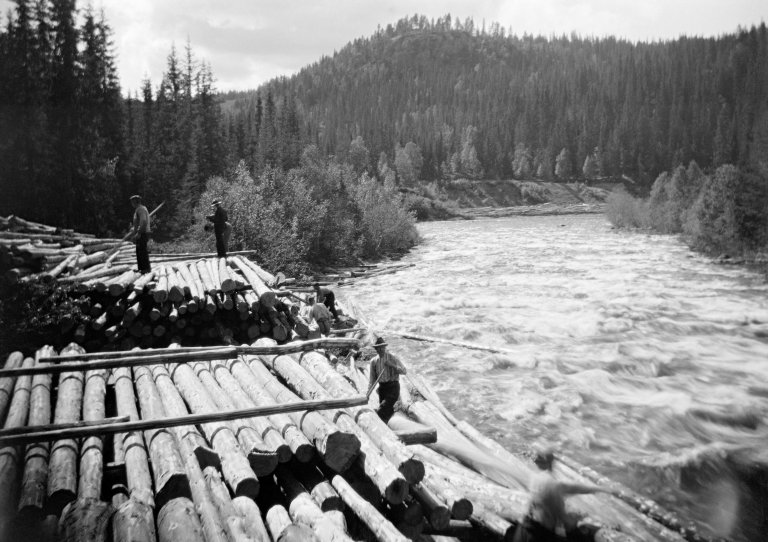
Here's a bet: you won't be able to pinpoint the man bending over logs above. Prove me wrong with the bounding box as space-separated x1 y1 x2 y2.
513 447 613 542
130 195 151 273
368 337 407 423
313 282 339 321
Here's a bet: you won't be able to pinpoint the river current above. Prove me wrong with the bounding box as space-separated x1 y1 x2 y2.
338 214 768 541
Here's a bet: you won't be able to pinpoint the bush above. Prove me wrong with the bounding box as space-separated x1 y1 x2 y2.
354 176 419 256
518 182 550 204
605 189 651 229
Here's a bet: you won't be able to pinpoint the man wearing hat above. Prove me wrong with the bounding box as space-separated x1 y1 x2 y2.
205 198 230 258
368 337 407 423
129 195 151 273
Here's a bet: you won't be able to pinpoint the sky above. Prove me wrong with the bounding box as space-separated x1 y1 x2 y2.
1 0 767 94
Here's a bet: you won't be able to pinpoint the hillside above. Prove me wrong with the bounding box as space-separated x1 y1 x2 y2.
222 16 768 191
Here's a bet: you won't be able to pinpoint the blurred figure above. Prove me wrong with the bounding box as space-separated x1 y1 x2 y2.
206 198 230 258
129 195 151 273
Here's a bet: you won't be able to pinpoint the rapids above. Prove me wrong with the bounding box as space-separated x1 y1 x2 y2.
339 214 768 541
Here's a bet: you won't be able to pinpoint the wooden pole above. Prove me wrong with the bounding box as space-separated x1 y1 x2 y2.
332 475 408 542
17 347 55 521
46 344 85 514
132 364 191 510
77 368 108 500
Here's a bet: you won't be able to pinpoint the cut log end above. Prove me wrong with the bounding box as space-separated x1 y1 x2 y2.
384 477 410 506
319 432 361 473
399 458 426 484
154 472 192 511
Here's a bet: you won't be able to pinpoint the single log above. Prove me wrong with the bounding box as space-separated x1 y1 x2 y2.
332 475 408 542
195 260 216 294
40 253 79 283
262 345 407 504
78 368 108 500
206 259 221 292
236 256 276 287
112 498 156 542
47 344 85 514
276 465 354 542
169 361 259 498
232 496 270 542
17 347 55 521
266 504 320 542
419 472 473 521
411 483 452 530
190 362 278 476
295 350 424 483
223 358 314 463
166 269 185 304
132 270 156 293
468 505 515 541
58 497 114 542
0 356 34 526
148 365 220 470
109 270 142 296
204 466 265 542
231 257 270 297
243 346 360 473
74 251 108 270
388 415 438 445
219 259 236 292
244 291 259 312
156 498 206 542
207 361 291 463
0 352 24 424
91 310 109 332
152 267 169 303
132 365 190 509
112 367 154 507
185 263 206 304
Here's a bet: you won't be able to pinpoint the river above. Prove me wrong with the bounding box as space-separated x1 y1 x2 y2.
338 214 768 542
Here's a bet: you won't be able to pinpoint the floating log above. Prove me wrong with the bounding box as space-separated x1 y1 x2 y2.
190 361 278 476
276 465 354 542
331 474 408 542
224 357 314 463
388 415 437 445
112 367 154 507
0 352 24 424
242 345 361 473
156 497 206 542
261 343 407 504
266 504 320 542
132 365 191 509
206 361 291 463
169 361 259 498
78 368 108 500
46 344 85 514
294 350 425 484
17 347 55 522
0 356 34 528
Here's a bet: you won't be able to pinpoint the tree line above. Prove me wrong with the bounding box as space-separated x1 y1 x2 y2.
225 15 768 190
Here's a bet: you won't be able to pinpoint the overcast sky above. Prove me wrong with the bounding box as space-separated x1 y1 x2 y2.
1 0 766 93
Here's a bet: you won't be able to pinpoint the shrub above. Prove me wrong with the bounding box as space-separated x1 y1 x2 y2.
353 176 419 256
605 189 650 229
518 182 550 204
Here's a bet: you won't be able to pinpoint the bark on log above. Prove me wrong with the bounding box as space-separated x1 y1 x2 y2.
195 261 216 294
112 367 154 507
232 496 270 542
156 498 205 542
230 257 271 297
78 369 108 500
58 498 114 542
206 361 291 463
17 347 55 521
295 351 424 484
331 475 408 542
206 259 221 292
132 365 190 509
168 362 259 498
262 345 407 504
148 365 220 471
204 466 268 542
223 358 314 463
243 344 360 473
190 362 278 476
47 344 85 514
152 268 168 304
111 498 156 542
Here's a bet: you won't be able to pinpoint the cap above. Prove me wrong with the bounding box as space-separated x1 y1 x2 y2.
129 194 141 201
211 199 222 206
374 337 388 348
533 447 555 469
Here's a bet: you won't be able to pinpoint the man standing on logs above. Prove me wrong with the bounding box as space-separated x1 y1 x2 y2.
368 337 407 423
130 195 151 273
513 447 612 542
206 199 230 258
313 283 339 321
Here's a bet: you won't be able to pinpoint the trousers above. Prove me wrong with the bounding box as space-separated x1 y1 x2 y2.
376 380 400 423
135 232 151 273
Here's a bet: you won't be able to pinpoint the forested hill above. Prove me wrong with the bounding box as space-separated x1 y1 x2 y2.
224 15 768 189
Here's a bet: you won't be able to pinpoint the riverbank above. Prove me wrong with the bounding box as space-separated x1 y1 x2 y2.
459 201 606 218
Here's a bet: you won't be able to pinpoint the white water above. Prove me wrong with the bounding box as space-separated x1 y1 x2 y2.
339 214 768 541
